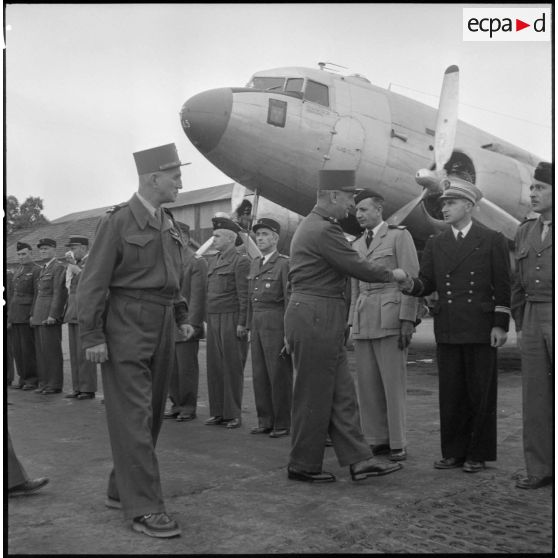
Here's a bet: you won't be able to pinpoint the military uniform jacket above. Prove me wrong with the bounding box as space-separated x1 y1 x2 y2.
175 247 208 342
349 222 419 339
511 217 552 331
77 194 188 349
206 245 250 325
247 251 290 329
410 223 511 344
288 206 393 298
30 259 68 325
63 255 88 324
8 262 41 324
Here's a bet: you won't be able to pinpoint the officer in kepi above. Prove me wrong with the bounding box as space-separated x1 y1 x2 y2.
77 143 193 539
512 161 553 489
247 218 293 438
284 169 409 483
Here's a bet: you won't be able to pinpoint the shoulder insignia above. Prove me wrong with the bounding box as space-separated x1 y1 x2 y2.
388 224 407 230
106 202 128 214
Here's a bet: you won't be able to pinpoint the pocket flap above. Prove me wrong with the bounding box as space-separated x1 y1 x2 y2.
125 234 154 247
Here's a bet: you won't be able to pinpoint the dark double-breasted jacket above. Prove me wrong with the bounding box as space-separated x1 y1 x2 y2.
8 262 41 324
410 223 511 344
30 259 68 326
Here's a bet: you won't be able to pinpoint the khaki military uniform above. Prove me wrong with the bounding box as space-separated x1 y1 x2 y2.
77 194 187 520
168 248 208 417
285 206 394 472
348 222 419 450
63 254 98 394
206 246 250 420
511 217 553 478
30 258 68 390
247 251 292 431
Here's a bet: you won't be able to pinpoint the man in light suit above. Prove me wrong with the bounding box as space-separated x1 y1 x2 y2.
348 190 420 461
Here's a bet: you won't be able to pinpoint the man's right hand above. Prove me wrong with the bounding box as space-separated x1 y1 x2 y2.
392 268 413 292
85 343 109 363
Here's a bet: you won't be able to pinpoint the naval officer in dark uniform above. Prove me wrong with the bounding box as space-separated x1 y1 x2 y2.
511 162 553 490
205 217 250 429
285 169 407 483
247 218 292 438
401 176 511 473
8 242 41 390
30 238 68 394
77 143 193 539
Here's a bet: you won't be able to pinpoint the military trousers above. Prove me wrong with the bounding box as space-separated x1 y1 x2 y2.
7 328 16 385
102 293 175 520
437 343 497 462
67 323 98 394
520 301 553 478
285 293 372 472
354 336 408 449
34 324 64 390
206 312 248 420
11 324 38 386
169 341 200 416
8 432 28 489
251 309 293 430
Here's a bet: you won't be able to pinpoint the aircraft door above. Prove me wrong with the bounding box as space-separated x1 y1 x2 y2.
322 116 365 170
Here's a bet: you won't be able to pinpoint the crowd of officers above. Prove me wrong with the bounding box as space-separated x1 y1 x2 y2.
7 144 553 540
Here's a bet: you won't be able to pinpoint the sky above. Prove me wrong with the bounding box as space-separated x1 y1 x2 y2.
4 3 553 221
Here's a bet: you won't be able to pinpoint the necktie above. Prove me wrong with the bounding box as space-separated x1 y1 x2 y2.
456 231 464 243
541 221 551 241
259 256 265 269
365 229 374 248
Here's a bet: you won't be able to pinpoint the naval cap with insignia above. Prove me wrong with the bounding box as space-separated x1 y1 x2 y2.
66 235 89 247
212 216 242 233
439 176 483 205
533 161 552 186
253 217 281 235
318 169 358 192
37 238 56 248
133 143 189 176
16 242 32 251
354 189 384 205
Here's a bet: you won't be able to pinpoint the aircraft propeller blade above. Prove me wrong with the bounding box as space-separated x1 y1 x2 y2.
434 65 459 172
473 197 520 241
386 190 428 226
230 182 248 214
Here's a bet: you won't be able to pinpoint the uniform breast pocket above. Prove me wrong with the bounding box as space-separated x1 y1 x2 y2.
215 271 234 291
39 274 54 293
124 233 157 268
372 248 395 267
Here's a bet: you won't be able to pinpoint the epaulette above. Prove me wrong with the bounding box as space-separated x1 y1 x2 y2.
519 217 538 227
278 254 289 259
388 224 407 230
106 202 128 214
325 216 340 226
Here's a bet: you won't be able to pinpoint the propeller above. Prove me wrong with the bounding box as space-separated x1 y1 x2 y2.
387 65 459 226
473 198 520 241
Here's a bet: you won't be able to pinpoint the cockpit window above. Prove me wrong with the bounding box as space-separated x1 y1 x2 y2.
285 78 303 93
252 77 285 91
304 80 329 107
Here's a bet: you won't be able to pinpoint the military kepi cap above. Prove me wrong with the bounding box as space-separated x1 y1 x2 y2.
534 161 552 185
66 235 89 247
133 143 188 175
16 242 32 251
212 216 241 233
439 177 483 205
354 189 384 205
37 238 56 248
318 169 357 192
253 217 281 235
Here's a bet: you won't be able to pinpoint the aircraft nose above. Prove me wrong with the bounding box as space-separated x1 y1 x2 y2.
180 88 232 154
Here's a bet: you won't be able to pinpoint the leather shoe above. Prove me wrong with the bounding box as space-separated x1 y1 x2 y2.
77 392 95 400
434 457 465 469
176 413 196 422
350 457 402 481
204 416 223 425
287 466 336 483
9 477 49 497
132 512 181 538
22 384 37 391
269 428 289 438
389 448 407 461
223 418 241 429
462 460 485 473
34 387 46 394
65 392 80 398
515 475 553 489
42 388 62 395
370 443 391 456
164 411 179 419
105 496 123 509
251 426 272 434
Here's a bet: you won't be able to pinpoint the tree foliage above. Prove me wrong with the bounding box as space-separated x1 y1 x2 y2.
6 195 49 233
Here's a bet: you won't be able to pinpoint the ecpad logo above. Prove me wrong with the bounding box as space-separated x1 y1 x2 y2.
463 8 551 41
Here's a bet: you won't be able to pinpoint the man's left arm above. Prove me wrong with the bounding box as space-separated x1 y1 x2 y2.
235 256 250 335
490 231 511 347
47 263 68 323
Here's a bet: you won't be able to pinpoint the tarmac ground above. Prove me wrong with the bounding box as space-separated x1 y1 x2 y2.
6 318 554 554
